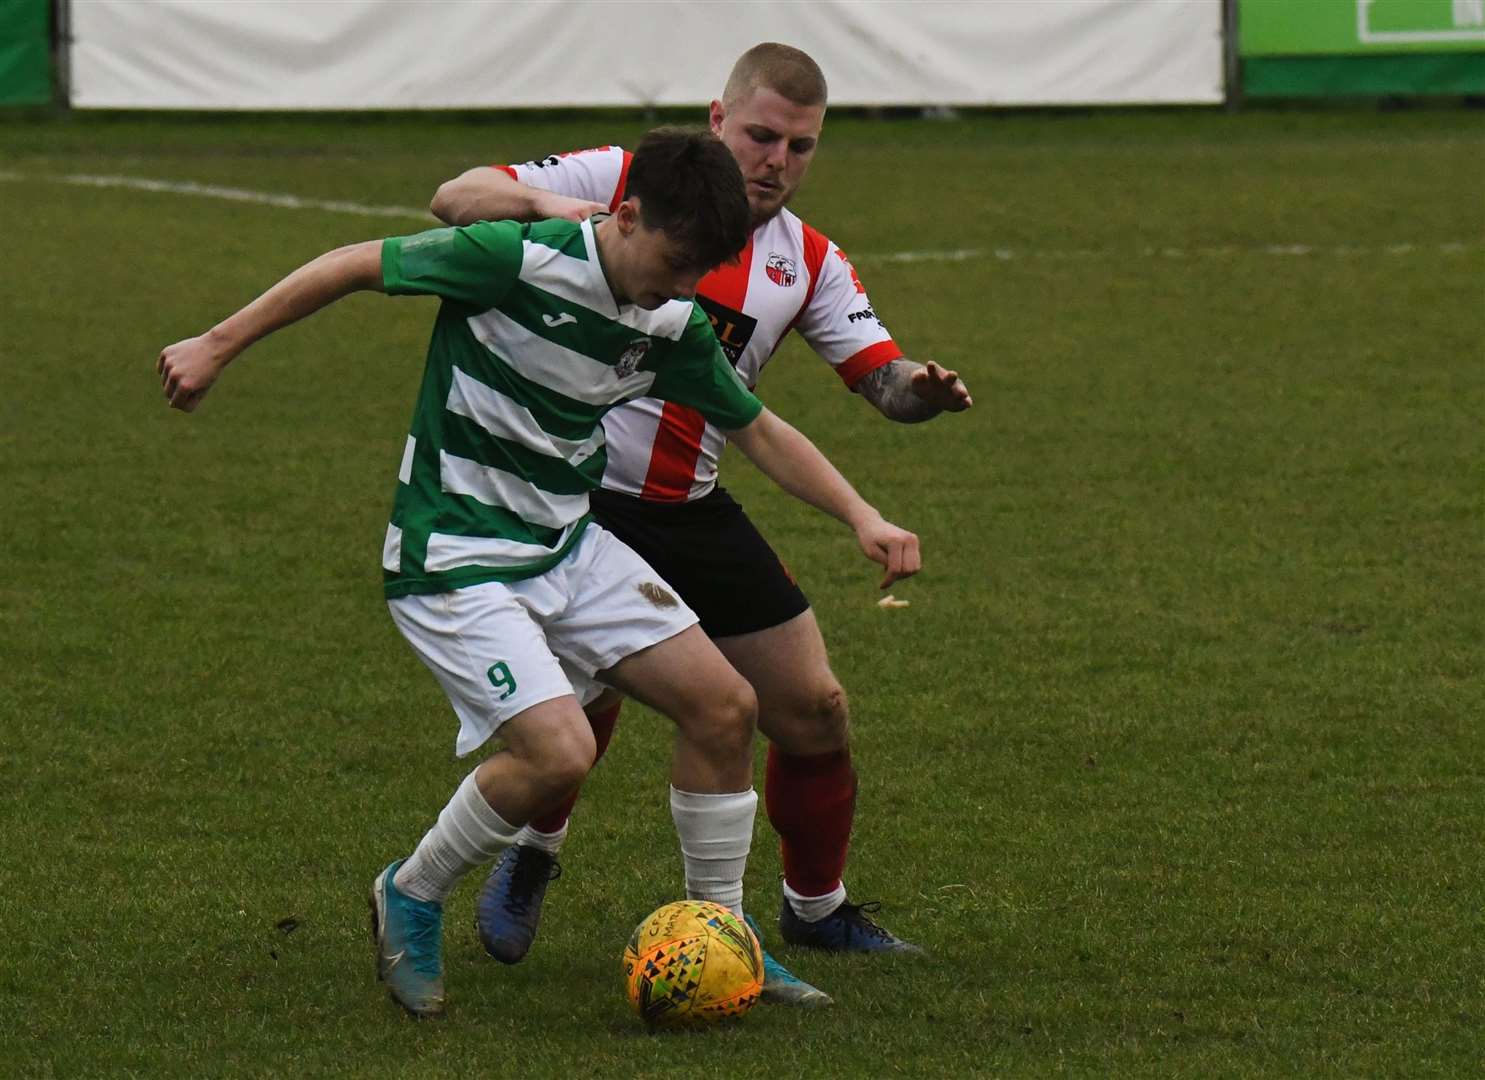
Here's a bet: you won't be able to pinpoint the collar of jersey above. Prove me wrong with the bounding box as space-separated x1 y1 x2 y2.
579 215 623 319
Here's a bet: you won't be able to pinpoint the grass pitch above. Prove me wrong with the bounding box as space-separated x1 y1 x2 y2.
1 104 1481 1078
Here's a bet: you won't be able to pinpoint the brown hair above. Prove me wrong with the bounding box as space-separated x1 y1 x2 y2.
624 127 750 270
722 42 828 108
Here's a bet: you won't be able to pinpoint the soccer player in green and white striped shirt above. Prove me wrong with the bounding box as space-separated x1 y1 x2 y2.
158 129 920 1018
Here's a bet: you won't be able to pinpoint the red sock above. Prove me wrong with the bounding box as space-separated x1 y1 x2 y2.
528 702 621 834
766 745 858 897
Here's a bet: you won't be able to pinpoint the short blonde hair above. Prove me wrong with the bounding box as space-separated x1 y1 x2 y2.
722 43 828 108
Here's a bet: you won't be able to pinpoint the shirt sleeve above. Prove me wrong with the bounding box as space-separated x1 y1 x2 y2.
795 236 903 389
649 305 765 431
381 220 523 311
496 145 633 212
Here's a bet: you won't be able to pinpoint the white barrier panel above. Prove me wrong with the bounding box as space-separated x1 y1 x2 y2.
69 0 1223 109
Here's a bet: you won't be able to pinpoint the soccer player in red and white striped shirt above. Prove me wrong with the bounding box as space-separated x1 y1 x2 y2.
432 43 973 1000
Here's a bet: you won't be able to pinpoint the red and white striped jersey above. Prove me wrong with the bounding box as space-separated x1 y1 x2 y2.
500 146 902 502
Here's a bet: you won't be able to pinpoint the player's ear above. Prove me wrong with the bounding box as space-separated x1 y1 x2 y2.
614 198 640 235
708 99 725 136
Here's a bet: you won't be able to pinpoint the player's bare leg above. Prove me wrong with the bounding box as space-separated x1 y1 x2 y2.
601 625 757 793
718 609 922 954
373 697 597 1017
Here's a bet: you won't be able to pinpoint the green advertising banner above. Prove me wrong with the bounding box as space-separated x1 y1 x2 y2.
0 0 51 105
1241 0 1485 95
1241 0 1485 56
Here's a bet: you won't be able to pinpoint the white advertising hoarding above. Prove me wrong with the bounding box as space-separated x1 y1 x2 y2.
69 0 1223 109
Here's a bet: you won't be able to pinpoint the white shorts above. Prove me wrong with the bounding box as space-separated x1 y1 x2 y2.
387 524 698 756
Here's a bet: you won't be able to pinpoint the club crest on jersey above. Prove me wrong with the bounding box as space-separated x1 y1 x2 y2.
615 338 650 378
765 253 797 288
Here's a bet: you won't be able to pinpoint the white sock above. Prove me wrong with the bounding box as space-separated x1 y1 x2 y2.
783 880 848 923
513 822 568 856
670 786 757 919
394 770 522 903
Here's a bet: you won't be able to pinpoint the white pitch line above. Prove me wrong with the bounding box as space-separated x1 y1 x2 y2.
854 240 1480 263
858 248 984 264
54 172 434 222
2 170 1479 262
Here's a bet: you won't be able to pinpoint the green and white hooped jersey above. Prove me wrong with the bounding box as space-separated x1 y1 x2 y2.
379 216 762 598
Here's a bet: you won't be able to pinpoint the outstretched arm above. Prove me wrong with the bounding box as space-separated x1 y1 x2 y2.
726 408 921 589
431 166 607 227
157 240 384 412
853 357 974 423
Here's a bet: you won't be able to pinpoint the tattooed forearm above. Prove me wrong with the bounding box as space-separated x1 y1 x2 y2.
854 359 940 423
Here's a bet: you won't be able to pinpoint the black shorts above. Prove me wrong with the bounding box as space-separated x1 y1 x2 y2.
589 487 810 639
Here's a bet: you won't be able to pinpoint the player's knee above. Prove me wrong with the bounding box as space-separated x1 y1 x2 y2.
815 681 850 742
769 679 850 753
702 679 758 758
530 721 597 797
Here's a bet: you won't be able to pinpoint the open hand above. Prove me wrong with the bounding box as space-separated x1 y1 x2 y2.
910 361 973 411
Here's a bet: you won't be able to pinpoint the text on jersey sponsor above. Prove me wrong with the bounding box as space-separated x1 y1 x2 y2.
694 296 759 368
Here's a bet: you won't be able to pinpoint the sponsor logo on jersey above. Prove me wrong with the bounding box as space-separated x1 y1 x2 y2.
765 253 797 288
847 306 881 325
695 296 758 367
616 339 650 378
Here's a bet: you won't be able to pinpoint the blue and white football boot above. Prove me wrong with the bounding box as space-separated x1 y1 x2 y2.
744 914 833 1008
369 860 446 1018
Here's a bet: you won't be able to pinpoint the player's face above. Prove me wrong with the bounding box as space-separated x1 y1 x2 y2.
710 86 824 225
618 213 709 310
